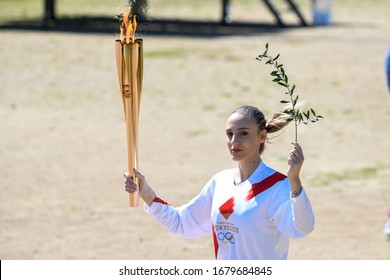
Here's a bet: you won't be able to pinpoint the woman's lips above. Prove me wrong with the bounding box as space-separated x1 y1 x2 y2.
230 148 241 154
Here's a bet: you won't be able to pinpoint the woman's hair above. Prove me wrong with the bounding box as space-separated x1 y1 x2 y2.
231 105 291 154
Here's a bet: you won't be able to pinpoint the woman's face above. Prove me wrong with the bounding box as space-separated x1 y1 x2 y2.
225 112 266 162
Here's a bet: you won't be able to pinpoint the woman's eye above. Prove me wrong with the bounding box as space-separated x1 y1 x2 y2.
226 132 233 138
239 131 248 136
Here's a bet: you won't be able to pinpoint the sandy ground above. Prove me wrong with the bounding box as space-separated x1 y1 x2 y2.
1 2 390 260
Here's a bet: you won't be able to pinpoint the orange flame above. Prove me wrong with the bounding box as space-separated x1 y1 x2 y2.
120 7 137 44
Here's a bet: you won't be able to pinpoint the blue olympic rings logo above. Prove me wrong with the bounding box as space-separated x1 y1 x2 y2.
218 232 236 244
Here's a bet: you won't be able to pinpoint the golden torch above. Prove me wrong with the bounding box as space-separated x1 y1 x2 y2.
115 7 143 207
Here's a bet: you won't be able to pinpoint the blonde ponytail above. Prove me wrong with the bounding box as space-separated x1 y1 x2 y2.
265 111 291 134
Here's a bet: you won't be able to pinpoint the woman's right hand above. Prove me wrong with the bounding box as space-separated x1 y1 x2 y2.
124 168 156 206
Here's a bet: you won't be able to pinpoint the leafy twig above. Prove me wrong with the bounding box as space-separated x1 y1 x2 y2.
256 43 323 142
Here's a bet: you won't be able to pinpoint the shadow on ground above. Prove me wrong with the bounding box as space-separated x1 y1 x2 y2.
0 16 313 37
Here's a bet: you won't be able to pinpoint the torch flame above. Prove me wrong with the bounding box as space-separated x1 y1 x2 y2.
120 7 137 44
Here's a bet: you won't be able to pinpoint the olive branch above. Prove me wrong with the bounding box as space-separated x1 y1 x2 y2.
256 43 323 142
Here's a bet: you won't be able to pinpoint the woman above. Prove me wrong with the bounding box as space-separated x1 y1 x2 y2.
384 207 390 241
124 105 315 260
385 42 390 93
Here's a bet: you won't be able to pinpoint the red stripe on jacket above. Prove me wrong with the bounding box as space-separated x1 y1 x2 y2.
246 172 286 201
153 197 171 206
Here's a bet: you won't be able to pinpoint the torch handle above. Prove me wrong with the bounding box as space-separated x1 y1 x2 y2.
129 43 140 208
125 97 138 207
115 40 142 208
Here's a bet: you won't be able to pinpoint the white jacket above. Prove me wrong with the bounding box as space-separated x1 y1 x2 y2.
144 161 315 259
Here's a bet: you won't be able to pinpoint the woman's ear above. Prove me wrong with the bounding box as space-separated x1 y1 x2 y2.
260 129 267 143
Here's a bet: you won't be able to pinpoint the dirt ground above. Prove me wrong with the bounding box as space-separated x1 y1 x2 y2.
1 2 390 260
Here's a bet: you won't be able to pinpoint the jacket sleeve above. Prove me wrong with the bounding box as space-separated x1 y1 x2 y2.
143 178 215 238
268 179 315 238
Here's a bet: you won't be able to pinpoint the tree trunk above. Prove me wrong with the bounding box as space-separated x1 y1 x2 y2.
44 0 56 20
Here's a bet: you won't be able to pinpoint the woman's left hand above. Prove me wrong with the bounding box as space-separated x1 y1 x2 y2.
287 141 304 180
